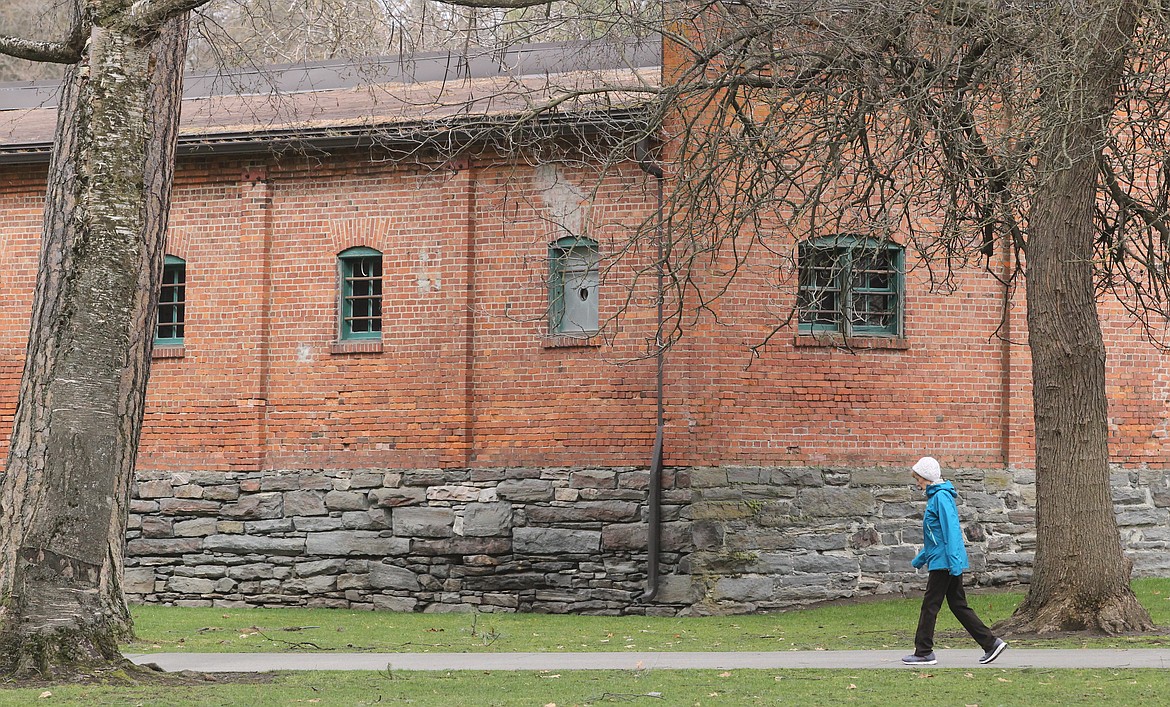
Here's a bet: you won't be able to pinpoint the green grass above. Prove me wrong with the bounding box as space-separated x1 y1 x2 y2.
123 578 1170 654
0 579 1163 705
0 668 1166 706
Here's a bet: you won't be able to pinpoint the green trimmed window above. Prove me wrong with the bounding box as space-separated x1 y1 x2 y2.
154 255 186 346
549 236 599 335
797 236 903 337
339 246 383 340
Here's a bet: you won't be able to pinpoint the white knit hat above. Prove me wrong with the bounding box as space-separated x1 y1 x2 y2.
912 456 942 484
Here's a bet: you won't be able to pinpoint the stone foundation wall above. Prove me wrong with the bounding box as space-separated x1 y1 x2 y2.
126 465 1170 614
126 466 693 614
684 465 1170 613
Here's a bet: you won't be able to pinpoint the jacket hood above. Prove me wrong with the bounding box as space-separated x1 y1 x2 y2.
925 480 957 499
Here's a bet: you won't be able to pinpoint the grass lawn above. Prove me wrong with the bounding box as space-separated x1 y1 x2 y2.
0 668 1165 706
123 578 1170 654
0 579 1166 705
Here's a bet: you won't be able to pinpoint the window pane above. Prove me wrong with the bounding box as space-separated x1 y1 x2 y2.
156 261 186 343
798 245 844 331
342 253 383 339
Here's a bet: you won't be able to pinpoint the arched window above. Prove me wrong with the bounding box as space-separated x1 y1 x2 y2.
549 236 599 335
797 236 903 337
338 247 383 340
155 255 186 345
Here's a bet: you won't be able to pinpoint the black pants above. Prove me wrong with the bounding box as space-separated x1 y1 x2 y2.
914 570 997 655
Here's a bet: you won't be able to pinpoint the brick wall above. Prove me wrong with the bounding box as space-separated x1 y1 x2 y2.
2 139 1169 613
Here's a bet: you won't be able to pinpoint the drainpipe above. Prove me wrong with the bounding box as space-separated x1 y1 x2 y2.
636 138 665 602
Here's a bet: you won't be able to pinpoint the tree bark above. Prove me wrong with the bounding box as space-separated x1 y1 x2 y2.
1001 0 1153 635
0 13 190 677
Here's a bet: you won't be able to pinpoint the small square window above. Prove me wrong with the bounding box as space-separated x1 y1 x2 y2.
339 247 383 340
154 255 185 346
797 237 902 337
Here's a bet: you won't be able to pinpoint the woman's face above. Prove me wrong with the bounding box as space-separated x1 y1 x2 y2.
912 473 929 490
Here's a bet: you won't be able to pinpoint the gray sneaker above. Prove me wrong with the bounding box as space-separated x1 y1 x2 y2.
902 652 937 665
979 638 1007 664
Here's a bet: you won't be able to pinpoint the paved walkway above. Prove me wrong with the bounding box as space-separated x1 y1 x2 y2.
126 648 1170 672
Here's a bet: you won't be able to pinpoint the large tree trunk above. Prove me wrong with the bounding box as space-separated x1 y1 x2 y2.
1002 0 1152 634
0 15 189 677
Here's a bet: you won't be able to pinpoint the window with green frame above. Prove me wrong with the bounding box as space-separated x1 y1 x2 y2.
797 236 903 337
548 236 599 334
338 246 383 340
155 255 186 346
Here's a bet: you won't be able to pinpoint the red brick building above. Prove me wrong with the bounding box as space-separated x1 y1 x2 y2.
0 40 1166 614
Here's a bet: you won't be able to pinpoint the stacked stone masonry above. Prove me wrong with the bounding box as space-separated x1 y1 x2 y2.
126 463 1170 615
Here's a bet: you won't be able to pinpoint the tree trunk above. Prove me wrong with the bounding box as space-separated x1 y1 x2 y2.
1001 1 1153 635
0 15 189 678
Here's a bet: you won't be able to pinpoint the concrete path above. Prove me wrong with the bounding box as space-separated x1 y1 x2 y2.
126 648 1170 672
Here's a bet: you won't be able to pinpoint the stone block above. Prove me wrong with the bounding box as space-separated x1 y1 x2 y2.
203 484 241 501
293 517 345 532
791 553 859 575
167 576 216 594
141 517 174 538
570 470 617 489
137 480 173 499
296 559 346 577
369 487 426 507
124 568 156 594
463 502 513 537
222 493 283 520
126 538 203 556
688 467 729 488
769 467 823 487
305 531 410 557
173 518 218 537
326 490 369 511
514 527 600 554
849 468 909 486
369 563 421 590
496 479 554 502
284 490 327 516
798 488 876 517
602 523 645 550
159 498 221 516
373 595 418 612
653 575 699 604
393 508 455 538
426 485 481 502
204 535 306 556
713 576 774 602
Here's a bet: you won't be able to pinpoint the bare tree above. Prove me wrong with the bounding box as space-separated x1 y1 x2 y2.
431 0 1168 631
614 0 1162 632
0 0 211 677
184 0 657 72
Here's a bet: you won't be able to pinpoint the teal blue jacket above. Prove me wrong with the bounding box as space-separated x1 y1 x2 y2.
910 481 969 576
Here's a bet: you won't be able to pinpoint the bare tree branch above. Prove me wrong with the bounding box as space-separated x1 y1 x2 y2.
0 22 86 64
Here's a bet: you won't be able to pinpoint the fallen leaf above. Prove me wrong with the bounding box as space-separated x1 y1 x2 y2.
539 674 561 679
718 671 732 677
847 684 857 689
38 692 51 699
997 678 1012 683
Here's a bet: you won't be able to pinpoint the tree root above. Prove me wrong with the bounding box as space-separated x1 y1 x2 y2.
996 590 1155 636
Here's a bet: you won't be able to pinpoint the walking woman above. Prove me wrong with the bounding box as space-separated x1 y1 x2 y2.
902 456 1008 666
